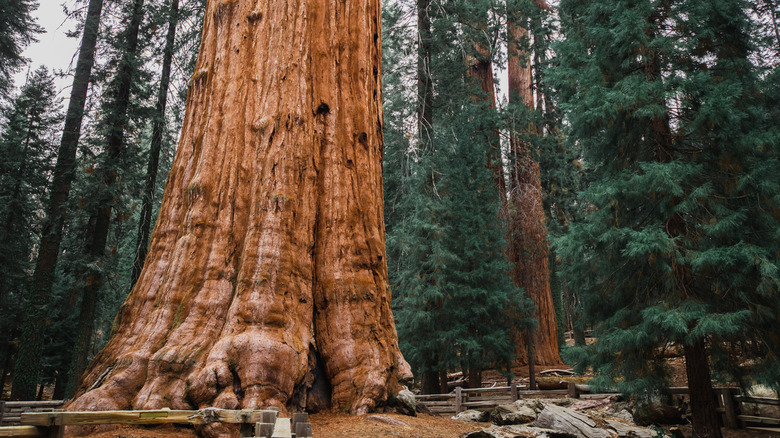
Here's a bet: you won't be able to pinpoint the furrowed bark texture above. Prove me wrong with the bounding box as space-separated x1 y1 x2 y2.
506 16 561 366
68 0 410 427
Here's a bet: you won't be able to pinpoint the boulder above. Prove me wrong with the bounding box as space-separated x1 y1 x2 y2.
533 404 612 438
490 401 538 425
461 425 577 438
504 425 579 438
388 388 418 417
604 419 656 438
454 410 491 422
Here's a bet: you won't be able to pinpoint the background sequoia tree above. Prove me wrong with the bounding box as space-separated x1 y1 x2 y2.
67 0 411 422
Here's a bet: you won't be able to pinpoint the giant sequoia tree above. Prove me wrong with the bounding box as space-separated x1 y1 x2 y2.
68 0 410 424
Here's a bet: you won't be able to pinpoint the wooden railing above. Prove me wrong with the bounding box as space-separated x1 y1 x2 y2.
0 402 65 426
416 383 780 432
0 408 313 438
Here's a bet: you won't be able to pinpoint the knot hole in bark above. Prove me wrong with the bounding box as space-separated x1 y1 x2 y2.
316 102 330 116
358 132 368 149
231 367 244 402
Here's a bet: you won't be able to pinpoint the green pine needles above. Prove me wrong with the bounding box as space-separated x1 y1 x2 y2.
553 0 780 409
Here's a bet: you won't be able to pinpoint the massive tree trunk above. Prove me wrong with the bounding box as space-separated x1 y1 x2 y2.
506 5 561 366
130 0 180 291
67 0 410 429
10 0 104 401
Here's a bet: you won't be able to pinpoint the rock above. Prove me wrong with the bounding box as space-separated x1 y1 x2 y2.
460 426 509 438
632 398 683 426
453 409 491 422
608 409 634 424
533 404 612 438
504 425 578 438
388 388 418 417
490 401 538 425
604 419 656 438
366 414 410 427
461 425 578 438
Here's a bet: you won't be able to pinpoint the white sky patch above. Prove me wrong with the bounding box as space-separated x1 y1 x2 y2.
14 3 80 100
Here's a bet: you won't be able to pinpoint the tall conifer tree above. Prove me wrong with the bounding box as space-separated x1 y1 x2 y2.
553 1 780 436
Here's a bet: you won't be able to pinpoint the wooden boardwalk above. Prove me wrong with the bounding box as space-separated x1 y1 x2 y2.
0 408 313 438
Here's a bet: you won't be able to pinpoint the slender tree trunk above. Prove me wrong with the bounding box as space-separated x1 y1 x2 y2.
0 341 15 398
417 0 433 152
10 0 104 401
422 370 439 395
684 339 723 438
67 0 410 431
65 0 147 398
467 368 482 389
506 7 561 366
438 369 449 395
129 0 180 291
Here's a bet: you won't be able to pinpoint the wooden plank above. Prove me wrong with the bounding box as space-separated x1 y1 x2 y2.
746 427 780 433
461 386 513 393
21 410 196 426
518 390 569 396
455 387 462 413
294 422 313 438
1 403 64 409
271 418 291 438
255 422 274 438
0 426 43 437
737 415 780 426
511 383 518 402
414 394 454 400
736 396 780 406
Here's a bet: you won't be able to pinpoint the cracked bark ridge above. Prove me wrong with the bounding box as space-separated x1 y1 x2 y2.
67 0 411 429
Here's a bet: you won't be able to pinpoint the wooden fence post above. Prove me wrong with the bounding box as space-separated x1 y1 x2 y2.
511 382 518 402
455 387 463 413
568 382 580 399
720 388 739 429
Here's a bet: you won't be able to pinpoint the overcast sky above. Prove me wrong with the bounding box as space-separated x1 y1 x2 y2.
14 4 80 99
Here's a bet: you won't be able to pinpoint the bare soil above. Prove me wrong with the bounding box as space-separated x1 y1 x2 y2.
70 412 486 438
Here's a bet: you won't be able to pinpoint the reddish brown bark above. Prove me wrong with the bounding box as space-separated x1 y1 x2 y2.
506 12 562 366
67 0 410 429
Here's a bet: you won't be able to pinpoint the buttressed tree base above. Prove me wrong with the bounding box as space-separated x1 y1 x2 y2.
67 0 411 432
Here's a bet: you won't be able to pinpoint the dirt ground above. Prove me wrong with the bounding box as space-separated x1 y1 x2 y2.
70 415 780 438
70 412 487 438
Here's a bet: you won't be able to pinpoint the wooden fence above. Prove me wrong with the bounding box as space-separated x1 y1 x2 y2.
0 408 313 438
0 402 65 426
416 383 780 432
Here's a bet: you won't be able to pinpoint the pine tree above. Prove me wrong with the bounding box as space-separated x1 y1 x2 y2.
391 0 534 393
0 66 62 397
553 1 780 436
129 0 180 291
65 0 149 397
11 0 104 401
0 0 42 96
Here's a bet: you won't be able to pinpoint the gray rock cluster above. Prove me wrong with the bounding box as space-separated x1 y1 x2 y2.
455 398 658 438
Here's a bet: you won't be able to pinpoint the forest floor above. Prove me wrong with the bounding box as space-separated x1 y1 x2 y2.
10 347 779 437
